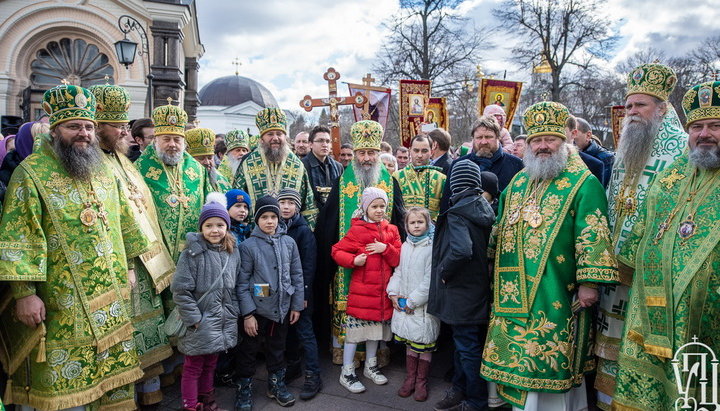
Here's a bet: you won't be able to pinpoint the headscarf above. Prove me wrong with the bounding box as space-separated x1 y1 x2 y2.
15 122 35 160
0 135 15 164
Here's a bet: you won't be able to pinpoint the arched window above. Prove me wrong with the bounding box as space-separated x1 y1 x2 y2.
30 38 114 87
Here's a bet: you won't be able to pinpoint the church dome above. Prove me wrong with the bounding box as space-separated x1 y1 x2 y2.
198 75 279 108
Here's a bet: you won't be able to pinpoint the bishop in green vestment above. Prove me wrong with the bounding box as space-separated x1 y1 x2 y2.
596 64 688 409
612 81 720 411
186 126 231 192
0 84 149 410
481 102 619 410
233 108 317 228
135 101 212 261
218 129 250 182
91 83 175 405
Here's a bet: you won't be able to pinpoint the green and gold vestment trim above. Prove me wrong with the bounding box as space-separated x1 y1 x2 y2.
393 165 445 220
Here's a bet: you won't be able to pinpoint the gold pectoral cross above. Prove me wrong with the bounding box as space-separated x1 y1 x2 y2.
177 195 191 208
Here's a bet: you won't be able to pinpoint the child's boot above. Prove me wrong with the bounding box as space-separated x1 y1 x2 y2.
339 364 365 393
267 368 296 407
363 357 388 385
199 389 227 411
414 359 431 402
234 377 253 411
398 355 418 397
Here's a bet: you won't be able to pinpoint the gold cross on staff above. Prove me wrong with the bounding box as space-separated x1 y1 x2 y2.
167 97 173 105
711 71 719 81
104 74 110 84
60 78 69 85
362 73 375 87
233 57 241 76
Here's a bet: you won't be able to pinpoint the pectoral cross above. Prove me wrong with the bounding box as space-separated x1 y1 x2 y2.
299 67 368 156
98 209 109 226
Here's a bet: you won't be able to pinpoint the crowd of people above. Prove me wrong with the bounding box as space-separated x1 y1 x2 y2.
0 61 717 411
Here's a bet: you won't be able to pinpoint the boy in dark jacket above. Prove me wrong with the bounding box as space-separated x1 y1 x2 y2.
235 196 304 409
277 188 322 400
428 160 496 411
226 189 252 246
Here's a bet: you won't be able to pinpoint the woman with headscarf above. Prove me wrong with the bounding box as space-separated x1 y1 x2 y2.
0 122 47 200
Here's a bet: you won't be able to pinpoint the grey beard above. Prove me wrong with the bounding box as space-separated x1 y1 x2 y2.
353 158 381 189
157 148 183 166
207 165 218 187
228 155 242 175
616 113 662 177
689 145 720 169
523 145 569 181
53 136 103 182
263 141 289 163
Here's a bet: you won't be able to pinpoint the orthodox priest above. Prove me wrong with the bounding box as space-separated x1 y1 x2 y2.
315 120 405 363
612 81 720 410
135 99 211 261
0 83 149 410
233 108 317 227
393 134 446 220
217 128 250 181
480 102 619 410
90 83 175 406
595 63 688 408
186 126 232 192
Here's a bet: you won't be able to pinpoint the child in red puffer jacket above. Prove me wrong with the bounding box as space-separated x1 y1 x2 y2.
331 186 402 394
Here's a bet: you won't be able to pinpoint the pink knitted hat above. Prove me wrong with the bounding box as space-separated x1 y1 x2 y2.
483 104 506 117
361 187 388 214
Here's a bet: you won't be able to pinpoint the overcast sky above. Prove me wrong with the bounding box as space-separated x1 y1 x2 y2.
195 0 719 111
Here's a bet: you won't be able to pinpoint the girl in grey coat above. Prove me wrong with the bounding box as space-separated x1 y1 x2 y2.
171 193 240 411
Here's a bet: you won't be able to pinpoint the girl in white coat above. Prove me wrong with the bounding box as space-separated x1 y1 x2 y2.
387 207 440 402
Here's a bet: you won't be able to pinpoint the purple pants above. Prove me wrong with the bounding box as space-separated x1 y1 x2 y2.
181 353 219 408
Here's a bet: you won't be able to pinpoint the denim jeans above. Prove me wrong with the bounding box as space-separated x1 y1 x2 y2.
289 304 321 374
451 324 489 410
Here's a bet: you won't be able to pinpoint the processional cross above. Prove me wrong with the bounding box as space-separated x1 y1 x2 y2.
299 67 368 156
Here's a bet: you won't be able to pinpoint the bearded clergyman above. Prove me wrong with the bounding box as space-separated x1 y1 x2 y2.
135 99 212 261
594 63 688 409
233 108 318 228
218 128 250 182
611 81 720 411
480 101 619 411
90 82 176 406
0 83 149 409
315 120 405 364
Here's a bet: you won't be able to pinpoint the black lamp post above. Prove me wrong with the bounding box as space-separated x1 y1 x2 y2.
115 15 154 117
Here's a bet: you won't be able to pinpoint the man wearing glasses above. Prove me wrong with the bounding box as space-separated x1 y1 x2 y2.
301 125 344 209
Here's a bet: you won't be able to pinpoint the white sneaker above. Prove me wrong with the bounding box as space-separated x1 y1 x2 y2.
363 357 388 385
340 364 366 393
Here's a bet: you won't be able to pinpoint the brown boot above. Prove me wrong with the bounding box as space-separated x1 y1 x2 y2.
377 346 391 368
397 355 418 397
198 390 227 411
414 359 431 401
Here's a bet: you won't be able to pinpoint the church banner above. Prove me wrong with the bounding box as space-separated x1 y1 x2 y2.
611 105 626 149
347 83 392 130
478 79 523 126
424 97 449 131
399 79 432 148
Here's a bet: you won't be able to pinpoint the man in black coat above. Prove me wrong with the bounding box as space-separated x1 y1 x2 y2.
428 128 453 175
440 116 524 214
429 159 495 411
301 125 344 209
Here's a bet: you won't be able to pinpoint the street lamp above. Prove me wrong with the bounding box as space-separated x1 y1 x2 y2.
115 15 154 116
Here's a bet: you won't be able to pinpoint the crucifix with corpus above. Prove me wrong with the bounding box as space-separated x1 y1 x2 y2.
299 67 367 156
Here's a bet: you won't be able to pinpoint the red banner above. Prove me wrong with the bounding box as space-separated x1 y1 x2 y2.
399 79 432 147
478 79 523 126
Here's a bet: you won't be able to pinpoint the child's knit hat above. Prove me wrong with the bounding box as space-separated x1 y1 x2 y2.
199 192 231 228
225 189 251 210
277 188 302 212
361 187 388 214
449 159 482 196
254 195 281 221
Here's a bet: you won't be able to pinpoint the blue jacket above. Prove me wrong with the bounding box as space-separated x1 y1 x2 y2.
578 151 607 188
283 213 317 303
440 147 524 213
582 140 614 187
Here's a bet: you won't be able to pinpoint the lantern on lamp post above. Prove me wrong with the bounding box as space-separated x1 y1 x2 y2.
115 15 154 116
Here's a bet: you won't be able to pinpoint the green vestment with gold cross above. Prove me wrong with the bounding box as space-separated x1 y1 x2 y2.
612 155 720 410
0 134 150 410
233 149 318 229
332 163 395 343
104 150 174 398
480 150 619 408
393 165 446 220
135 144 211 261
